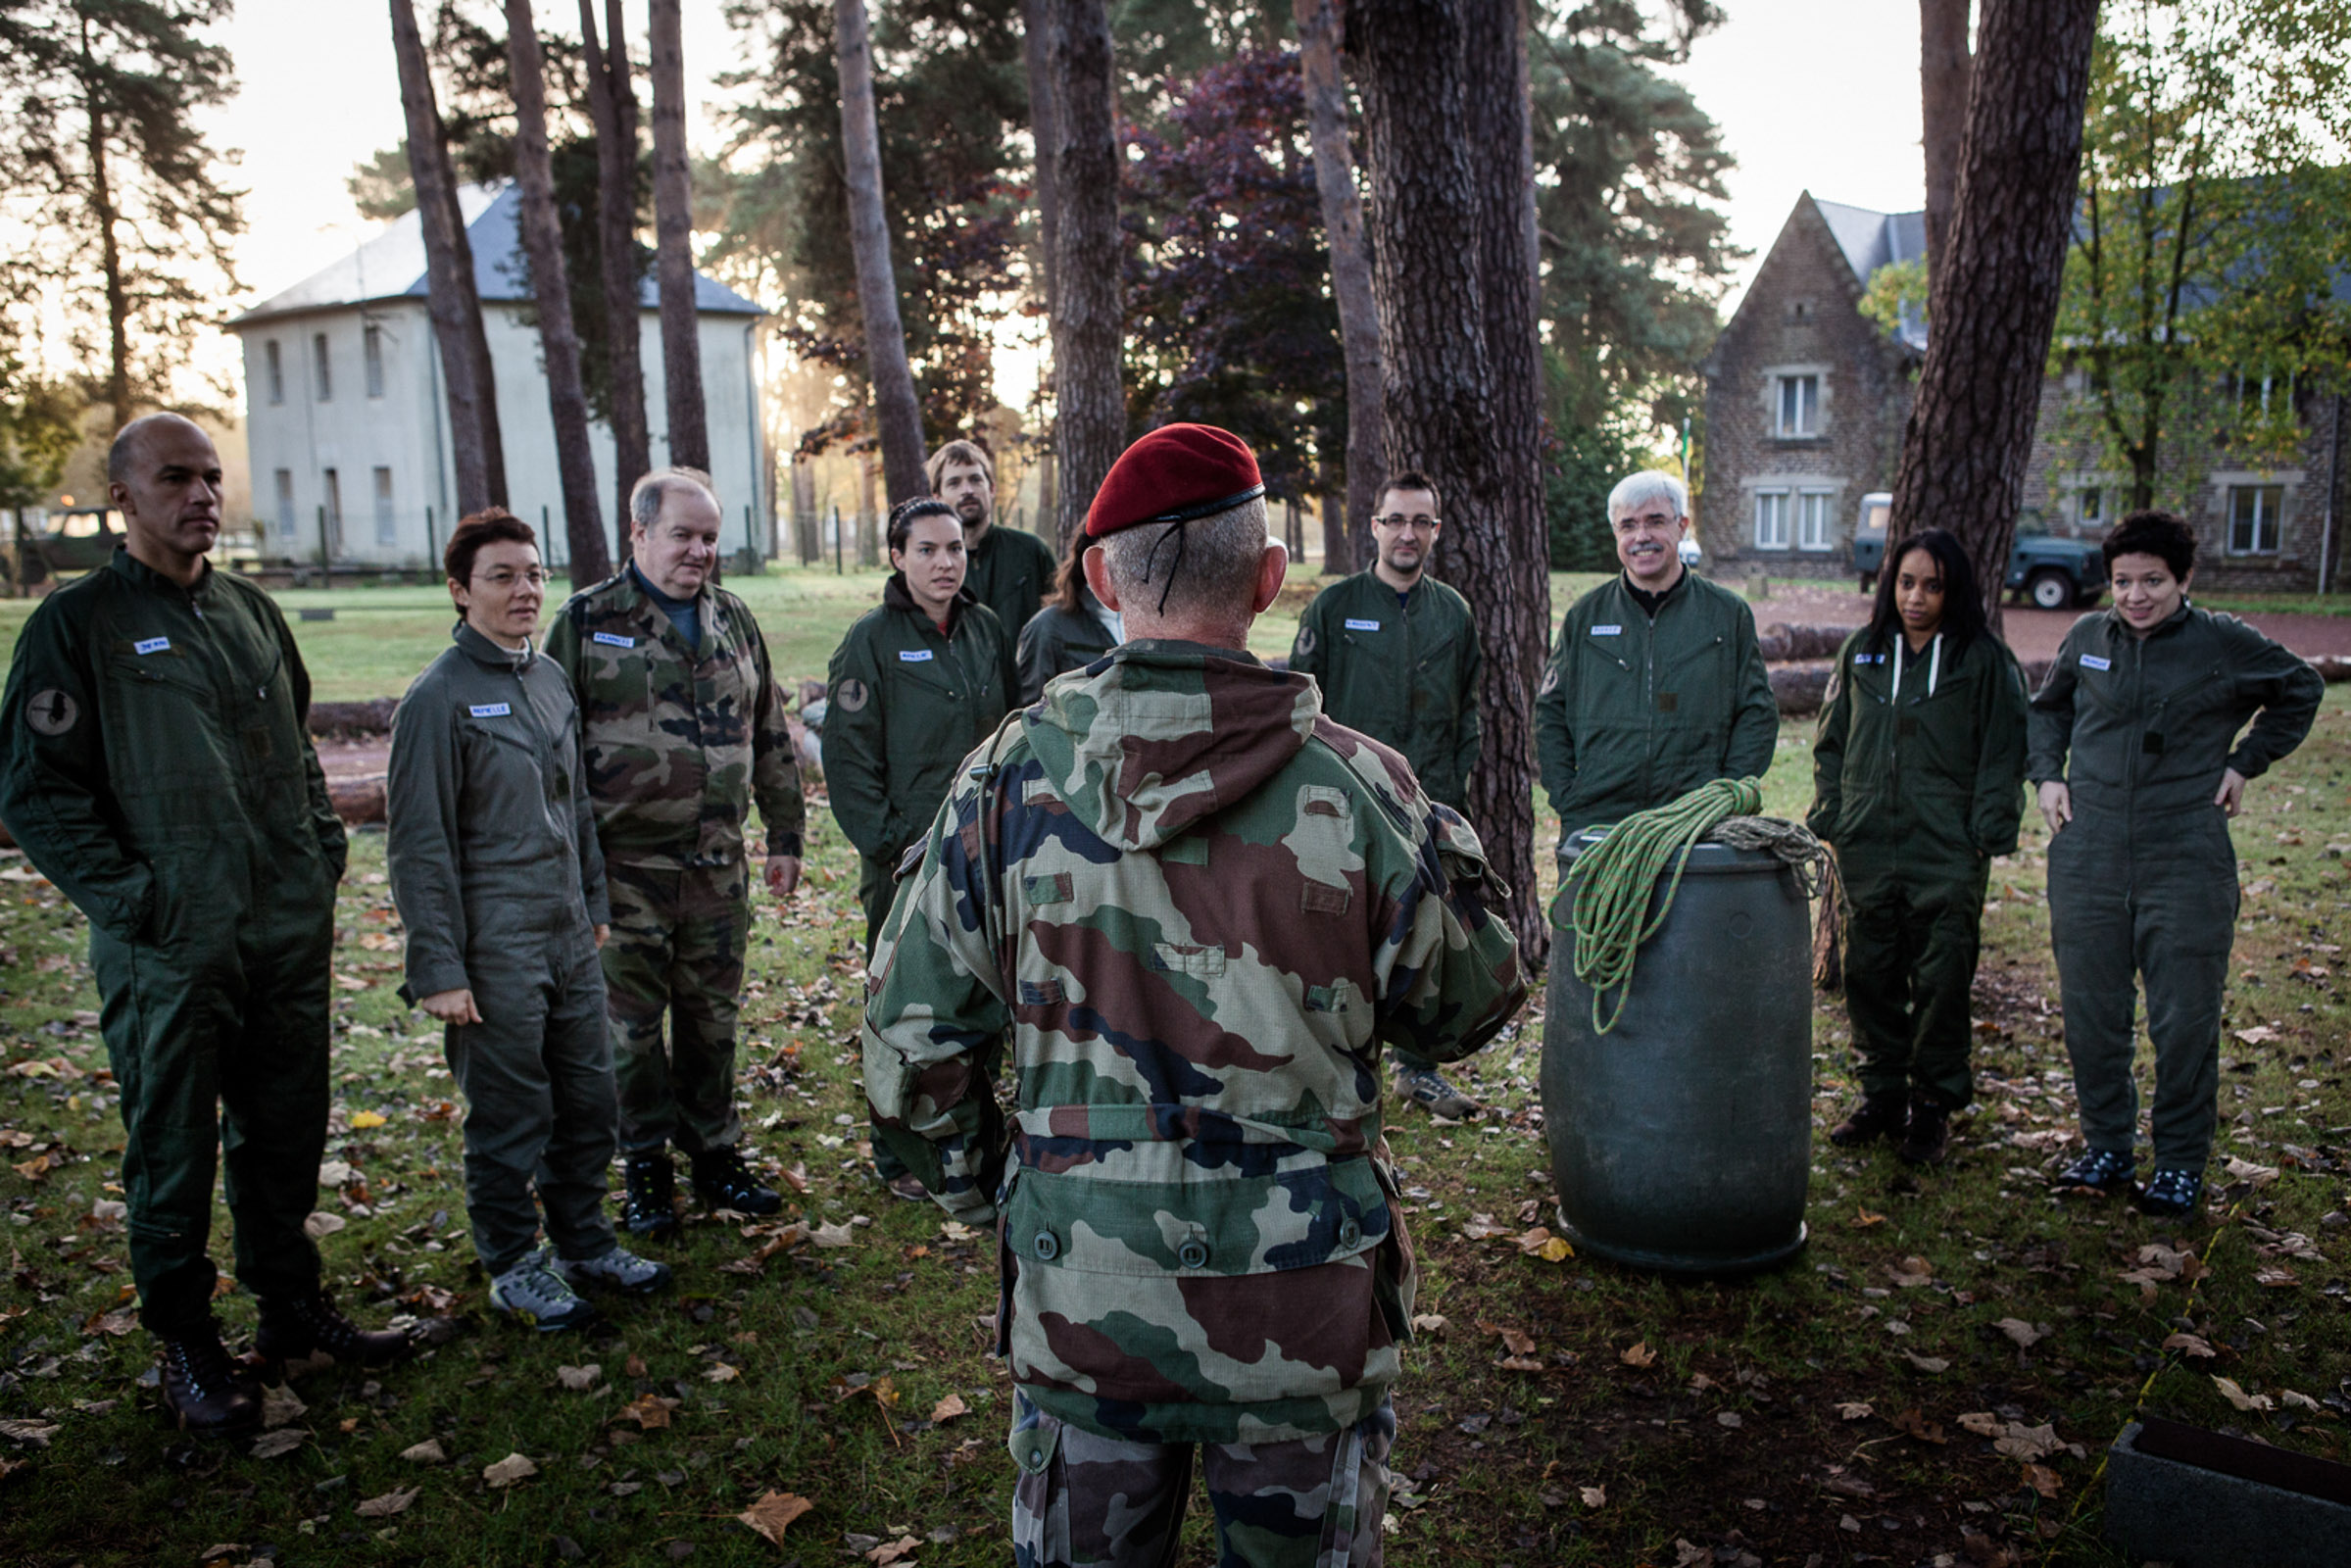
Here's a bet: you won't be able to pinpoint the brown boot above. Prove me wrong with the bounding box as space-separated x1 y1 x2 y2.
1829 1091 1906 1147
256 1289 414 1374
1897 1094 1953 1166
158 1317 263 1436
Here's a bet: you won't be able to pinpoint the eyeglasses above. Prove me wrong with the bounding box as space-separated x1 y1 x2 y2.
1374 514 1440 531
1614 513 1681 534
473 567 551 589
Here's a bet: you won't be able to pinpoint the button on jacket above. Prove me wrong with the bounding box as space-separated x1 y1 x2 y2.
1290 570 1482 809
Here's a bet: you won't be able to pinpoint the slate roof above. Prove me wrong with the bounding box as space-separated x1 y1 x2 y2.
229 183 760 327
1809 196 1929 351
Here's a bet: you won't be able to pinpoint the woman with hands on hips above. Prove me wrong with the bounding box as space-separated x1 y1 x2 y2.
387 510 671 1331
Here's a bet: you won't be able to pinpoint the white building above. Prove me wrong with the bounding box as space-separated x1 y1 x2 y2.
228 185 768 571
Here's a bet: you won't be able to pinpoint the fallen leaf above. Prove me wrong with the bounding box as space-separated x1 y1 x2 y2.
1849 1207 1887 1229
625 1353 649 1378
930 1393 968 1424
1893 1407 1947 1445
355 1486 419 1518
1889 1255 1934 1288
262 1385 307 1430
0 1420 60 1447
2254 1264 2300 1290
617 1395 679 1430
249 1429 306 1459
738 1491 814 1546
2280 1390 2323 1412
1716 1410 1743 1429
1675 1541 1709 1567
1836 1401 1874 1421
2162 1333 2218 1359
810 1220 857 1249
2223 1156 2279 1187
481 1451 538 1489
1494 1325 1536 1356
1902 1351 1950 1373
1410 1313 1447 1335
349 1110 387 1130
1957 1411 2002 1437
2021 1463 2062 1499
302 1211 347 1240
866 1534 920 1564
1993 1423 2064 1462
2232 1024 2280 1045
400 1439 447 1463
1513 1226 1573 1261
1618 1341 1657 1368
1496 1355 1544 1372
2212 1376 2275 1413
556 1364 601 1392
1579 1485 1606 1508
1994 1318 2047 1349
200 1545 249 1562
1822 1472 1877 1499
704 1362 741 1383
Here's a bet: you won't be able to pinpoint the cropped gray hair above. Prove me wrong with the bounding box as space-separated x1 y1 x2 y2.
1607 469 1688 523
629 466 717 532
1101 495 1269 619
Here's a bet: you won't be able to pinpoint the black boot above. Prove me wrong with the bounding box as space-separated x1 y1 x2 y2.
256 1290 414 1373
622 1152 681 1239
157 1317 263 1436
690 1147 782 1216
1829 1091 1907 1147
1897 1094 1954 1166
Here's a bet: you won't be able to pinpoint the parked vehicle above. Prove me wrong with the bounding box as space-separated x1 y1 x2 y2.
1850 492 1892 591
1853 496 2104 610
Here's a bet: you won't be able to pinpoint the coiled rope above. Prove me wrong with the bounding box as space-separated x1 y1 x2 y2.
1552 778 1833 1035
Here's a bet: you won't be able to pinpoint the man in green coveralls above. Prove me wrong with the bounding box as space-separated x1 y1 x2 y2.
545 469 806 1239
864 422 1524 1567
1534 470 1777 842
0 416 408 1434
1291 470 1485 1119
930 438 1056 646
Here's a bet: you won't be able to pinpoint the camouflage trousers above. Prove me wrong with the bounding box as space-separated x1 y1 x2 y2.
603 858 752 1158
1008 1388 1395 1568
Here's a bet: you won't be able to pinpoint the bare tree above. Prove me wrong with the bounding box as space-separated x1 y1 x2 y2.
1920 0 1975 269
503 0 610 583
390 0 506 514
1888 0 2099 627
1022 0 1060 323
649 0 708 472
834 0 929 503
1047 0 1123 549
1294 0 1382 574
580 0 649 561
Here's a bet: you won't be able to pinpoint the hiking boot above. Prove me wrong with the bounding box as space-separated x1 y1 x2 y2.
1398 1067 1480 1121
255 1289 414 1374
554 1245 674 1297
2052 1147 2135 1193
621 1152 681 1240
689 1147 782 1216
2132 1167 2206 1218
884 1169 928 1202
157 1317 263 1436
1897 1095 1954 1166
488 1250 598 1332
1829 1091 1907 1148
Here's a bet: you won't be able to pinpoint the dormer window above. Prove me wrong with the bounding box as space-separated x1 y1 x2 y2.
1776 374 1819 438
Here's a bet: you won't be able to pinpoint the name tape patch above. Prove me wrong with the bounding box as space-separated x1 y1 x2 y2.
1344 617 1382 632
1591 624 1623 637
133 637 171 656
1853 652 1886 665
899 649 935 662
2079 654 2113 671
592 631 636 648
468 703 512 717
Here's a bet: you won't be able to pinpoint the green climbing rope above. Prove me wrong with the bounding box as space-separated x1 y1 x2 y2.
1554 777 1765 1035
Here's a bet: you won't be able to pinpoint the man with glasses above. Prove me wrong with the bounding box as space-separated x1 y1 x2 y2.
1291 471 1486 1119
1535 470 1776 845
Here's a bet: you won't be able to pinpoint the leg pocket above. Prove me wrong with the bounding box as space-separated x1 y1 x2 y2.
1008 1391 1069 1568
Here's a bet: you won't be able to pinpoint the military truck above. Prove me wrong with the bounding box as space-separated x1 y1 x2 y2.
1852 494 2105 609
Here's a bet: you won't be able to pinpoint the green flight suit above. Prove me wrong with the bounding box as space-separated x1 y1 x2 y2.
963 522 1058 654
1533 569 1778 841
1014 585 1120 706
2028 604 2322 1172
0 548 346 1333
823 575 1016 954
387 623 616 1276
1809 629 2029 1108
1289 569 1482 811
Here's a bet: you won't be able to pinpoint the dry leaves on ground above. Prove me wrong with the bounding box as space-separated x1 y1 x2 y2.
355 1487 419 1519
0 1420 60 1447
399 1439 447 1463
1991 1423 2066 1462
1901 1350 1950 1373
2161 1332 2218 1359
261 1386 306 1430
1619 1341 1658 1368
2212 1376 2275 1413
249 1430 305 1459
866 1535 920 1564
2021 1463 2063 1498
1993 1318 2048 1349
1579 1486 1606 1508
556 1364 601 1392
738 1491 814 1547
930 1394 968 1424
810 1220 857 1249
482 1452 538 1489
1888 1256 1934 1288
1836 1401 1873 1421
1514 1226 1573 1261
617 1395 679 1430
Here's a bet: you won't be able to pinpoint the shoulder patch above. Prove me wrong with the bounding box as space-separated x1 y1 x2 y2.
1538 664 1560 697
1293 625 1318 658
24 690 78 736
836 678 869 712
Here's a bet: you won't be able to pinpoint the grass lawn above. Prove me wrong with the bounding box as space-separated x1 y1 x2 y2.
1 582 2346 1565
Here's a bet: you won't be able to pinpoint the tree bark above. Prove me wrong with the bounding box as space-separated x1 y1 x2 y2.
1022 0 1060 324
74 19 131 435
1348 0 1545 956
834 0 930 505
504 0 611 585
390 0 504 515
1919 0 1974 270
1889 0 2097 629
1294 0 1382 574
649 0 708 473
1047 0 1123 551
581 0 649 562
857 449 880 566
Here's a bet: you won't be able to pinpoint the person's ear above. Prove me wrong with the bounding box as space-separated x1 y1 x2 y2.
1250 541 1289 615
1083 544 1120 612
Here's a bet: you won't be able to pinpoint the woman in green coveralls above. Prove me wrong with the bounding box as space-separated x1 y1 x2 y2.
2030 511 2322 1217
1810 530 2029 1166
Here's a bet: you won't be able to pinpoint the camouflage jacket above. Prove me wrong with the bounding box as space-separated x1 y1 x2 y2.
545 567 805 869
860 640 1526 1445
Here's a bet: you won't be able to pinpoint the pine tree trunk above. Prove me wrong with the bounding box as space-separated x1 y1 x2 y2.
390 0 505 514
792 456 819 564
79 88 131 434
581 0 649 563
1349 0 1545 956
1920 0 1975 270
504 0 611 585
1889 0 2098 631
1047 0 1123 551
858 450 880 566
1023 0 1060 322
834 0 930 505
1319 475 1347 574
1295 0 1382 574
649 0 708 473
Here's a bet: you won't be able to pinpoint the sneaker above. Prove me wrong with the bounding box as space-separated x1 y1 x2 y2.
1897 1095 1953 1166
884 1169 928 1202
2052 1147 2135 1193
488 1250 598 1332
1398 1067 1480 1121
157 1317 263 1436
256 1290 414 1373
689 1147 782 1216
2132 1167 2206 1218
621 1153 681 1241
1830 1091 1908 1148
554 1245 674 1297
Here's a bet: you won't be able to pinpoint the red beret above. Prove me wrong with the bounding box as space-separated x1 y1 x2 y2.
1084 423 1266 538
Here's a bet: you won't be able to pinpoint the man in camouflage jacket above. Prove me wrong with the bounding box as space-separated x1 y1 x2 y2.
863 424 1525 1568
545 470 806 1235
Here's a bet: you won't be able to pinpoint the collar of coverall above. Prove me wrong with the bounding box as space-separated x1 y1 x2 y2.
452 618 537 671
2107 598 2194 641
109 543 213 602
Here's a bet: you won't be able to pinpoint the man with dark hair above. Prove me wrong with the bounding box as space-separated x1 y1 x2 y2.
928 438 1056 644
1290 469 1486 1119
0 415 408 1434
545 468 806 1238
865 422 1525 1563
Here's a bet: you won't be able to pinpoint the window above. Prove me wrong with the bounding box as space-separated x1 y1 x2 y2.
1775 374 1819 438
273 468 295 539
1754 490 1790 550
265 340 284 406
2229 484 2283 555
321 467 343 553
313 332 332 402
364 323 385 399
2079 486 2103 529
373 466 396 546
1796 489 1834 551
2236 371 2290 417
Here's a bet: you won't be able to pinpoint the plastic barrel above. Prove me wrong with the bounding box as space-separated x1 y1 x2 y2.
1541 833 1812 1274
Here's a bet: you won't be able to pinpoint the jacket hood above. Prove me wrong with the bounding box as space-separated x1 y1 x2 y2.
883 572 979 629
1023 640 1319 850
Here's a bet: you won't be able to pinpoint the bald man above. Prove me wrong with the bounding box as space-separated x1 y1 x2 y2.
0 416 408 1435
